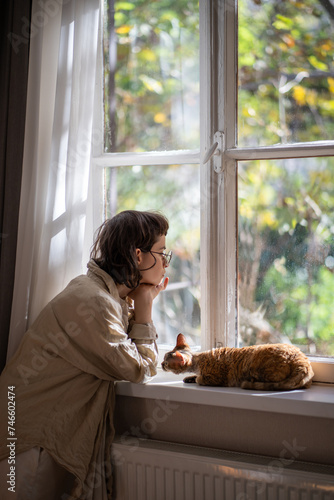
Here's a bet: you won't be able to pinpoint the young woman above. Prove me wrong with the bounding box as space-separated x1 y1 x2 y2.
0 210 172 500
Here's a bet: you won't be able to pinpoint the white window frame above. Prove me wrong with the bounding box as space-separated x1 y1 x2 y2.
91 0 334 383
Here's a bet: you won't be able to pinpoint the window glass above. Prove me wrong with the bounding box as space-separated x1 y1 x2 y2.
105 164 201 346
238 157 334 356
238 0 334 147
104 0 200 153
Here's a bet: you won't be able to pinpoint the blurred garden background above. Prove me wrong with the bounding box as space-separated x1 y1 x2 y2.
238 0 334 355
103 0 334 355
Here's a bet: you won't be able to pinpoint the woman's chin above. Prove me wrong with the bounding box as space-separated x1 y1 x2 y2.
140 279 162 286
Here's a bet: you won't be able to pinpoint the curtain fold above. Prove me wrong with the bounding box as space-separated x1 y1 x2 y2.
0 1 32 372
7 0 101 359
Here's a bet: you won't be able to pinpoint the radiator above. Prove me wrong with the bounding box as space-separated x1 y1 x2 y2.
111 438 334 500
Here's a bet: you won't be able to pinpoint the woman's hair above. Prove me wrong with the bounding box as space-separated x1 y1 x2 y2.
90 210 169 288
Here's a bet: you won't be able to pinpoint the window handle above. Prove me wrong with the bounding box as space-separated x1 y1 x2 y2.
203 140 219 164
202 132 224 173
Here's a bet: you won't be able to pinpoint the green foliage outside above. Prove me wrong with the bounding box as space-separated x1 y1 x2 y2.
107 164 201 344
239 158 334 355
104 0 199 152
238 0 334 355
239 0 334 146
103 0 201 344
104 0 334 353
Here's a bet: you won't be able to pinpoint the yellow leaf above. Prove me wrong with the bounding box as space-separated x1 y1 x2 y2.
278 42 288 52
308 55 328 71
320 100 334 112
141 49 156 62
154 112 167 124
285 197 295 206
116 25 133 34
328 77 334 94
321 42 332 51
306 90 317 107
292 85 307 106
139 75 163 94
259 210 276 228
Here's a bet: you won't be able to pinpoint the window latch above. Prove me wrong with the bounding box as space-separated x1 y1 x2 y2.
202 131 224 173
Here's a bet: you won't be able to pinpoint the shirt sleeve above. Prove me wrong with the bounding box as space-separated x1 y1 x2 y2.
126 320 159 383
38 278 159 383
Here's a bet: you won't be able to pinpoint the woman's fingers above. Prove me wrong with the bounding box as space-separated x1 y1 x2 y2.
130 277 169 301
161 276 169 290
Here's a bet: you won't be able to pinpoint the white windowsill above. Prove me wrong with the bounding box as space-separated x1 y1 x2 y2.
115 370 334 419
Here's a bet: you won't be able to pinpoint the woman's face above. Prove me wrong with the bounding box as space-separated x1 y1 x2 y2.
138 234 169 286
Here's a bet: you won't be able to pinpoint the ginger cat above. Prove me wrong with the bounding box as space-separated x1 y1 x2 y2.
161 334 314 390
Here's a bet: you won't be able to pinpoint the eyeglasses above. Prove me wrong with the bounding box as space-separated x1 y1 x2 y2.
150 250 173 266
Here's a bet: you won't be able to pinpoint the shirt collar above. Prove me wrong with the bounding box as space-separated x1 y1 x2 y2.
86 259 133 308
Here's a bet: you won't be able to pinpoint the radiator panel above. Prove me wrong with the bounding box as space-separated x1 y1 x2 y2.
111 439 334 500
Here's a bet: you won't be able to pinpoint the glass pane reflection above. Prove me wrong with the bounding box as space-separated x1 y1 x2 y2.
238 157 334 356
238 0 334 146
104 0 200 153
105 164 201 347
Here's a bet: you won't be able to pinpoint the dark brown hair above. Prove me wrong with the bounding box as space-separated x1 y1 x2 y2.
90 210 169 288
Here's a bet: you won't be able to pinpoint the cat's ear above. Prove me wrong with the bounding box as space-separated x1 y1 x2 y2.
174 350 185 365
176 333 187 347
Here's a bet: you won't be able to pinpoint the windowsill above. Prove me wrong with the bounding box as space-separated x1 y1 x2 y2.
115 370 334 419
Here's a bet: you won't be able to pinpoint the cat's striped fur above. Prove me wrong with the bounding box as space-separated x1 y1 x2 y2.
162 334 314 390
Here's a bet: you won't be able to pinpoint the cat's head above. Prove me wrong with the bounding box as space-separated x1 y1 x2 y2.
161 333 192 374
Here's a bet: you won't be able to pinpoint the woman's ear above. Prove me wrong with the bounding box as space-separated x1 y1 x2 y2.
135 248 142 264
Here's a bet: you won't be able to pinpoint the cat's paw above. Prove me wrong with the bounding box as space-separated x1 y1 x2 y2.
183 375 197 383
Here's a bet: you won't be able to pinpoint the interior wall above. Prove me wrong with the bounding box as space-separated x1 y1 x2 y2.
114 395 334 466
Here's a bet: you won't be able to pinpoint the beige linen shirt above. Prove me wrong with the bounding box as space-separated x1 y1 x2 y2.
0 260 159 496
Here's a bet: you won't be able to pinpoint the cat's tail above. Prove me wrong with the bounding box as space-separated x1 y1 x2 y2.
241 366 314 391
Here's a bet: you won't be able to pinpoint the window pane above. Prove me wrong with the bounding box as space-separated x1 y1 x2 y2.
104 0 200 153
238 157 334 356
105 164 201 346
238 0 334 147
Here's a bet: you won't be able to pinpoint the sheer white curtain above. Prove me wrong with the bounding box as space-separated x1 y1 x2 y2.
7 0 101 358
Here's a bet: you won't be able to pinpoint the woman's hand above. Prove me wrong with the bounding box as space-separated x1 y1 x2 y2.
129 277 169 324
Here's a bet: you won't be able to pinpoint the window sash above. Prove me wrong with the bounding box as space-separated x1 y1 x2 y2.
227 142 334 161
93 150 200 167
199 0 334 381
94 0 334 381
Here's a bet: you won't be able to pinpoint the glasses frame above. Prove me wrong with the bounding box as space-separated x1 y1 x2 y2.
139 249 173 272
150 250 173 266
